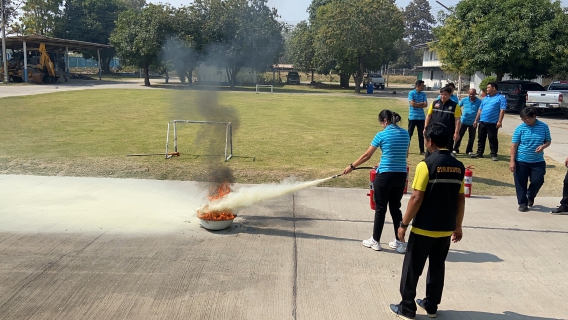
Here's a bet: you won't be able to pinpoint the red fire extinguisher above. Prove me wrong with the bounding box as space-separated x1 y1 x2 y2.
367 169 377 210
403 165 410 194
464 165 474 198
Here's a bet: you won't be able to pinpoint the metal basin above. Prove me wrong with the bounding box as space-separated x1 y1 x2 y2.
199 218 234 231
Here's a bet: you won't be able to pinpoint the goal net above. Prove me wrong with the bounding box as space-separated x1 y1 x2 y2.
165 120 233 161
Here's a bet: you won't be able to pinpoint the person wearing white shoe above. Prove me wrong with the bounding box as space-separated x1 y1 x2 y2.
389 239 407 254
343 110 410 253
389 123 466 319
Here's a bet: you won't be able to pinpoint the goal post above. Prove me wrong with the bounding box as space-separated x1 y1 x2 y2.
256 84 273 94
165 120 233 161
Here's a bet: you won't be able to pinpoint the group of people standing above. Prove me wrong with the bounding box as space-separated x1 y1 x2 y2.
409 80 507 161
339 79 567 320
410 80 567 213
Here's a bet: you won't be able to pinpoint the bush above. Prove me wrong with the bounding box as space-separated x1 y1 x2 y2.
479 76 496 93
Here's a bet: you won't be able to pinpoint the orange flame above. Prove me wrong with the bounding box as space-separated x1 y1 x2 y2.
199 181 235 221
207 181 231 201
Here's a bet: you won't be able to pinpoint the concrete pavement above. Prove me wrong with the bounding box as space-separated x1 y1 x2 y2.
0 79 154 99
1 174 567 320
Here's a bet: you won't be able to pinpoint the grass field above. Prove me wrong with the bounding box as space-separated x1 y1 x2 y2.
0 89 564 196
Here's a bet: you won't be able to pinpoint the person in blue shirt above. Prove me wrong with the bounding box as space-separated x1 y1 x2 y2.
509 107 551 212
453 89 482 155
436 82 459 103
471 82 507 161
408 80 428 155
343 110 410 253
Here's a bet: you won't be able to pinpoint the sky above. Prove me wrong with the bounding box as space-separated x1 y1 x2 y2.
147 0 568 25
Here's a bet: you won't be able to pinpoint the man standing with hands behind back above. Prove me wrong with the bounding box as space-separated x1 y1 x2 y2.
408 80 428 155
471 82 507 161
389 123 465 320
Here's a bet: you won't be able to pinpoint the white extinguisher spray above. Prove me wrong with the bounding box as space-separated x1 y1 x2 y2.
464 165 474 197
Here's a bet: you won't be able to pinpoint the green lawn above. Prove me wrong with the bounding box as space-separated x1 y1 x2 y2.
0 89 564 196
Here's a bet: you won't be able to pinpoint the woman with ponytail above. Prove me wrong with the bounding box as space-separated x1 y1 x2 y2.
343 109 410 253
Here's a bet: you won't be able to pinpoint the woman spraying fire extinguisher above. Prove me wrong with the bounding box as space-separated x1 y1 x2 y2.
343 110 410 253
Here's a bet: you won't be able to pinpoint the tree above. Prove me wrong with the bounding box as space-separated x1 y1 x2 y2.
389 39 415 69
56 0 123 74
288 21 315 72
197 0 284 88
119 0 146 11
307 0 332 23
110 4 173 86
162 5 206 84
20 0 63 36
1 0 21 28
403 0 435 46
433 0 568 81
313 0 404 92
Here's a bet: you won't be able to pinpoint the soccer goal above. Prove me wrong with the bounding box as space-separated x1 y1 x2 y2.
165 120 233 161
256 84 274 94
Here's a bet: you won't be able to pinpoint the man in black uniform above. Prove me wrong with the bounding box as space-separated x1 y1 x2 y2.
389 123 466 320
424 86 461 152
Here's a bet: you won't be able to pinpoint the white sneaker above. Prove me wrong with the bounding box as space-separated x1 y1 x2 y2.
388 239 407 254
362 238 381 251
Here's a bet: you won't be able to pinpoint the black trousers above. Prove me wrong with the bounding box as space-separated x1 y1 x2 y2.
513 161 546 205
408 120 425 153
372 172 406 242
476 122 499 157
453 124 476 154
561 171 568 207
399 232 451 317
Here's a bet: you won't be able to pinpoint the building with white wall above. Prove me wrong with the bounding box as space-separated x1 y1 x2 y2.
414 42 543 92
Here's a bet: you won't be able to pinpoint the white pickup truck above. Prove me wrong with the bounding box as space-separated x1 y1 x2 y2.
526 81 568 116
366 73 385 90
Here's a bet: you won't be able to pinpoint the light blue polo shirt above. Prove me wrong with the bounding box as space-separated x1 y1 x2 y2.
512 119 551 163
479 93 507 123
459 97 482 125
371 124 410 174
408 89 427 120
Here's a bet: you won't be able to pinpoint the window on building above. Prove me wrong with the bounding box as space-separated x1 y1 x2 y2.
430 51 433 60
430 71 434 80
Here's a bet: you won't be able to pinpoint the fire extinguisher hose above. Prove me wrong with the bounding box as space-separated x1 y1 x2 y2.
330 166 376 179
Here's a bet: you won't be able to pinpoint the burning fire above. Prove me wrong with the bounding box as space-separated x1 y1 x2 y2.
198 181 235 221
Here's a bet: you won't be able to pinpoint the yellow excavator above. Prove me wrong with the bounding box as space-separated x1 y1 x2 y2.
1 43 59 84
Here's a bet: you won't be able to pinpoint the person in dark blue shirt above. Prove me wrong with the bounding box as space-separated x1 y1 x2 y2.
453 89 482 155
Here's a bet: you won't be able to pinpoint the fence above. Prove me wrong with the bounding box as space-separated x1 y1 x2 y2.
68 57 121 68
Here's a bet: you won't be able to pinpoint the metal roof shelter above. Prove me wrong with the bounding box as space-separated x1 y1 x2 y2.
2 34 112 82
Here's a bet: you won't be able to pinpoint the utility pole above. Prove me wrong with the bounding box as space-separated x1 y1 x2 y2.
435 1 451 11
1 0 8 84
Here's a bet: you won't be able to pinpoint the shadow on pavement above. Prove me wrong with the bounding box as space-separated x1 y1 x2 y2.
464 225 568 235
438 310 562 320
446 249 503 263
473 177 515 188
528 204 555 213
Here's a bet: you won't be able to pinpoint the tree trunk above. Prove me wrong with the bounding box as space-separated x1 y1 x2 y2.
227 66 241 89
353 58 364 93
144 64 150 86
496 72 504 81
102 57 112 74
339 73 350 88
177 68 186 84
187 67 195 84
